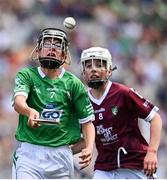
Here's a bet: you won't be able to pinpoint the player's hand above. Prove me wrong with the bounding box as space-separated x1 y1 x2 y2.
78 147 93 170
144 150 157 178
27 108 40 128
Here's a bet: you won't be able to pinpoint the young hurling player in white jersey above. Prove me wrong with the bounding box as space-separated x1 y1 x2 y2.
75 47 162 179
12 28 95 179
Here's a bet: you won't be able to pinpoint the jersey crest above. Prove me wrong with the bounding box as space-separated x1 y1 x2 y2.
111 106 118 116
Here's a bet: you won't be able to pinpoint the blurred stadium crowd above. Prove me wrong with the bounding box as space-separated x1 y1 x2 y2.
0 0 167 178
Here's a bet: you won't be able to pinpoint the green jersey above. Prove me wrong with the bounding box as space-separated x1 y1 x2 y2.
13 66 94 147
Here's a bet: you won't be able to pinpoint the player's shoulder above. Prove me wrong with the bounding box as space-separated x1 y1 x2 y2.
64 70 78 78
112 81 131 94
64 70 85 91
17 66 37 75
64 70 82 83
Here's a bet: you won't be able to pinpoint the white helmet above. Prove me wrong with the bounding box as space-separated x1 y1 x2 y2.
81 47 112 72
80 47 113 89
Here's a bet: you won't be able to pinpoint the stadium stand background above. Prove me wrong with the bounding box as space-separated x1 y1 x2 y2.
0 0 167 178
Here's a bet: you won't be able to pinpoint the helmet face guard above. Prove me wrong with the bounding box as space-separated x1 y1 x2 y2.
80 47 112 89
32 28 71 69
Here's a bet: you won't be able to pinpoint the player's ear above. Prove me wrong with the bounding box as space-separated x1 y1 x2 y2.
81 71 85 77
109 66 112 76
61 51 67 59
36 47 40 54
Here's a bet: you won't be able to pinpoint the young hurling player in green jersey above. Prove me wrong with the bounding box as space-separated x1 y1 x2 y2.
12 27 95 179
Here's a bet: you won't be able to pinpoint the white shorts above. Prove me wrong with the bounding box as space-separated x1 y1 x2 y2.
93 168 148 179
12 142 74 179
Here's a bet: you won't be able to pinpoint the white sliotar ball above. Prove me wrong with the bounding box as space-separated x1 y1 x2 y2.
63 17 76 30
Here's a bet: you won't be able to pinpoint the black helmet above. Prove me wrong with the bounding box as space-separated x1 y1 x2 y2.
31 28 71 69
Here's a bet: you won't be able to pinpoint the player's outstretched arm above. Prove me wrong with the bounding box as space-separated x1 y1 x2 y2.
144 112 162 177
79 121 95 170
14 95 32 116
14 95 40 128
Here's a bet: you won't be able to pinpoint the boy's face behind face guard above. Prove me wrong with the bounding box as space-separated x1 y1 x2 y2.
81 47 112 89
38 28 69 69
84 59 108 89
